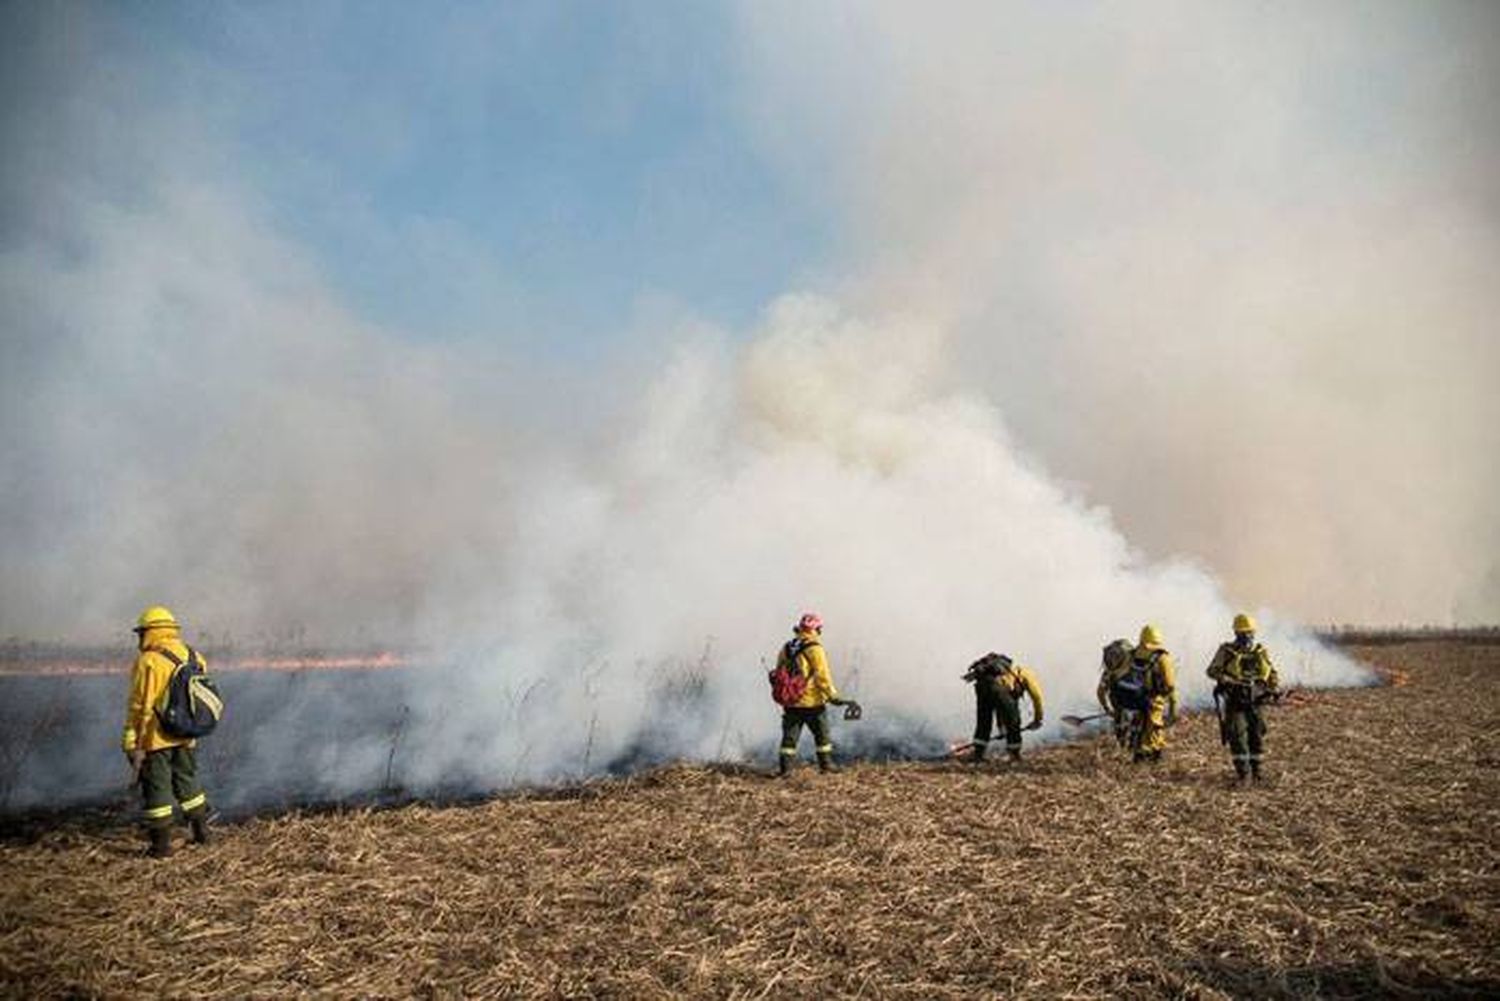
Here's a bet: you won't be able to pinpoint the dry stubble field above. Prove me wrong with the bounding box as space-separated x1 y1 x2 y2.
1 641 1497 999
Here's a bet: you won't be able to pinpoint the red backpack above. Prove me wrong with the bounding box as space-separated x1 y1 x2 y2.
768 637 817 706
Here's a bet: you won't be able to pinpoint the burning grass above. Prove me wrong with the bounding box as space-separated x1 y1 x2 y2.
2 641 1498 998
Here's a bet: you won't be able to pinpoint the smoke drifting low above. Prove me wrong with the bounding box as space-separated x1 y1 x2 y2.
4 3 1489 806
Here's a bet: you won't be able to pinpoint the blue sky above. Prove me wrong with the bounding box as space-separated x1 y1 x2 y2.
115 2 831 348
2 1 1496 634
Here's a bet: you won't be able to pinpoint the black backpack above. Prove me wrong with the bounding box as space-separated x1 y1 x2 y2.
1110 650 1160 712
154 646 224 738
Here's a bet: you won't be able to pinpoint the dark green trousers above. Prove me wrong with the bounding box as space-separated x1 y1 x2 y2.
974 679 1022 755
1224 707 1266 774
780 707 832 759
139 745 208 827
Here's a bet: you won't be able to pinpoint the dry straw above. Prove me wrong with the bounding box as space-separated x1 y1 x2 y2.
2 642 1496 999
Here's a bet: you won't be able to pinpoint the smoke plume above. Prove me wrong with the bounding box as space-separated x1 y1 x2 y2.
6 2 1493 807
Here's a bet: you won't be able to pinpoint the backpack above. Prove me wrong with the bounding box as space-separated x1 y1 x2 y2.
1101 639 1132 675
154 646 224 738
964 652 1012 683
1110 650 1160 712
768 637 818 707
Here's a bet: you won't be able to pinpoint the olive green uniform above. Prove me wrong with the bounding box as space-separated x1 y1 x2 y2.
969 656 1043 762
780 707 833 766
1207 641 1279 779
1097 639 1132 746
139 745 207 827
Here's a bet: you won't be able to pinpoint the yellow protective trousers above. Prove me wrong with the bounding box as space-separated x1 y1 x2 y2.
1137 696 1170 754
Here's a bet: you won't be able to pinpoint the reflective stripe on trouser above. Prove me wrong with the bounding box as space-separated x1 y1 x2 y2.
1137 696 1170 753
138 745 208 826
973 679 1022 749
780 706 831 758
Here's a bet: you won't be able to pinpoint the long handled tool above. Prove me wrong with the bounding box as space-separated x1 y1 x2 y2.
1061 712 1111 727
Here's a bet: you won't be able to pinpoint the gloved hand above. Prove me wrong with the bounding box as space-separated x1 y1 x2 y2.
1025 718 1042 731
842 701 863 721
126 748 145 775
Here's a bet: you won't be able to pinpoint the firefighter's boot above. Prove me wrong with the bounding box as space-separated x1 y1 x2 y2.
1006 747 1022 764
816 751 839 774
777 755 792 778
970 743 987 765
1250 760 1263 782
147 826 173 859
187 807 212 845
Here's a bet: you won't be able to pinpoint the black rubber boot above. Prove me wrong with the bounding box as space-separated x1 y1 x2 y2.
970 743 987 765
1250 762 1263 783
1234 761 1248 781
1006 747 1022 764
816 752 839 774
777 755 792 778
187 807 212 845
148 826 173 859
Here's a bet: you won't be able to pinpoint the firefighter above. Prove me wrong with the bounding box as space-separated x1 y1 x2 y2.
965 652 1043 763
1096 638 1132 746
1207 613 1280 781
122 605 212 857
776 612 858 775
1128 624 1177 763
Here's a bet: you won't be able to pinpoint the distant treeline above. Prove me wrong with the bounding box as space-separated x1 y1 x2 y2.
1318 626 1500 647
0 639 411 675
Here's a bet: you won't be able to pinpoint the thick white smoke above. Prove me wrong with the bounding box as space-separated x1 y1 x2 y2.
733 0 1500 625
11 2 1494 806
349 294 1363 795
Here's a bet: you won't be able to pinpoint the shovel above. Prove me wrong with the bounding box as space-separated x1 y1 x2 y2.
1061 712 1112 727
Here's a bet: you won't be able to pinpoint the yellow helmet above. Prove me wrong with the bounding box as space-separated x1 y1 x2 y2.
1138 624 1164 649
1232 612 1257 634
133 605 179 633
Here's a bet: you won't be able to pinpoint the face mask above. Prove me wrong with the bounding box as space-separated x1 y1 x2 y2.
1235 632 1254 650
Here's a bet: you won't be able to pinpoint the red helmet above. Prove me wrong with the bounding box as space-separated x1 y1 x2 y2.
797 612 824 632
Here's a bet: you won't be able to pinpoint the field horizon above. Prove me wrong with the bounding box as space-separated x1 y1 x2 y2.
2 638 1496 998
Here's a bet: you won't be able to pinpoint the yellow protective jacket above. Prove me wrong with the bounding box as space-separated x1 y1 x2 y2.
997 664 1044 722
781 629 839 709
1207 642 1279 689
121 626 197 753
1131 644 1178 717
